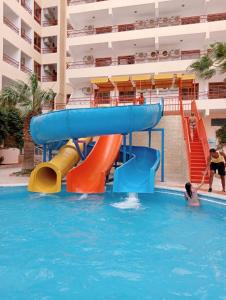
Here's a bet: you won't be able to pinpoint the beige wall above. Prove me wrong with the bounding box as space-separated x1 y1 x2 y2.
132 115 189 183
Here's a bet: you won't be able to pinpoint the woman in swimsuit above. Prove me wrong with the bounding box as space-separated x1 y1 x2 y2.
189 112 197 142
184 170 207 207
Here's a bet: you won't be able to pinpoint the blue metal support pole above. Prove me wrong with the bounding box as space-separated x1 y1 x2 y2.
161 129 165 182
48 149 52 161
74 139 85 160
78 140 87 159
123 135 127 163
151 128 165 182
148 131 152 148
43 144 47 162
129 133 132 158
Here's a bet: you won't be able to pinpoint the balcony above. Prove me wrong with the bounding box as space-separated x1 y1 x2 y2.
21 52 32 74
21 64 32 74
34 32 41 53
42 7 58 27
3 54 19 69
42 47 57 54
42 19 58 27
42 64 57 82
21 0 32 15
3 17 19 34
34 1 41 24
42 75 57 82
67 89 226 111
68 0 106 5
42 36 57 53
67 12 226 38
21 29 32 44
67 49 202 69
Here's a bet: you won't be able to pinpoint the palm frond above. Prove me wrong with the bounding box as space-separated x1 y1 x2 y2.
188 55 215 79
211 42 226 63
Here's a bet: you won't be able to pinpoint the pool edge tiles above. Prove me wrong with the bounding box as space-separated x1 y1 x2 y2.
155 185 226 202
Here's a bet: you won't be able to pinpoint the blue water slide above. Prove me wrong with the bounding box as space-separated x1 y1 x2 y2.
30 104 162 144
114 147 160 193
30 103 163 193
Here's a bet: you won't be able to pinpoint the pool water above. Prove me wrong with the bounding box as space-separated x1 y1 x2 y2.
0 187 226 300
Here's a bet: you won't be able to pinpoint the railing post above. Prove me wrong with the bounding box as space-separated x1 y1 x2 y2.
73 139 85 160
123 134 127 163
148 131 152 148
129 133 133 158
161 128 165 182
150 128 165 182
43 144 47 162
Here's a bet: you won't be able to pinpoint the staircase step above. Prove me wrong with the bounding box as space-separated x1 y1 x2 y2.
191 165 206 169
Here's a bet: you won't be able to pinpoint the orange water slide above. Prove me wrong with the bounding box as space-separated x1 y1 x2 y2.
67 135 122 194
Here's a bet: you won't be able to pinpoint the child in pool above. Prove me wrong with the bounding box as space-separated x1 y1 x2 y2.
184 171 207 207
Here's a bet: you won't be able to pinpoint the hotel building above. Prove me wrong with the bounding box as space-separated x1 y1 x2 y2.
66 0 226 139
0 0 67 109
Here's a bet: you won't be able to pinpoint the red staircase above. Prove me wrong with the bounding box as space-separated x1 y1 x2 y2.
190 128 209 183
180 99 209 184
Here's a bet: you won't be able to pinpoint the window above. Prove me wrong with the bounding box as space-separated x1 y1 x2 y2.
211 119 226 126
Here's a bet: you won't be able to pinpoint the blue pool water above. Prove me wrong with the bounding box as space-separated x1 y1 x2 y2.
0 187 226 300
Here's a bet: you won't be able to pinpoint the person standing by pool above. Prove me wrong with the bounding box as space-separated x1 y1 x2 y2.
206 148 226 193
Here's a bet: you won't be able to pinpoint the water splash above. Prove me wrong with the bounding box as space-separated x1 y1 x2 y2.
111 193 141 210
78 194 88 200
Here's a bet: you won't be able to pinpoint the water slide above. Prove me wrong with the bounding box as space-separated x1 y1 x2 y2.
67 135 122 194
28 138 91 193
30 104 162 194
114 147 160 193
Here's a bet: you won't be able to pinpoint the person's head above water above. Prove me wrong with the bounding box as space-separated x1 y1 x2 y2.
185 182 193 198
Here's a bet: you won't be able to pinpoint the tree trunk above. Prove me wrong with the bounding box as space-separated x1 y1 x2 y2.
22 112 37 171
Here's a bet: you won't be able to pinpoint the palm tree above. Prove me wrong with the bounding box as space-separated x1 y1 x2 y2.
188 42 226 79
210 42 226 74
0 74 55 170
188 55 216 79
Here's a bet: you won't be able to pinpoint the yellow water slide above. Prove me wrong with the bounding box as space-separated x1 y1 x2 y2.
28 138 91 193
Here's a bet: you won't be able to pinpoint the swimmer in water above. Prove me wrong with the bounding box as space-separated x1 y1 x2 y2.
184 170 207 206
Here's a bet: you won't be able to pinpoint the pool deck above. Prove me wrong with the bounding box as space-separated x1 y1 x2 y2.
0 166 225 200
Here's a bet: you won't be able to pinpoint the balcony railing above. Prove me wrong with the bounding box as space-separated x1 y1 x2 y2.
42 20 58 27
34 44 41 53
21 64 32 74
21 0 32 15
66 91 226 111
42 47 57 54
3 54 19 68
67 12 226 37
21 30 32 44
68 0 106 5
34 15 41 25
208 86 226 99
67 49 203 69
3 17 19 34
42 75 57 82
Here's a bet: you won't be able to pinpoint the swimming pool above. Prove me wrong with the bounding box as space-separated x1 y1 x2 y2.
0 187 225 299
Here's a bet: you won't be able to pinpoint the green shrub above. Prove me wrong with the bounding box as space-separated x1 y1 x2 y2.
216 125 226 145
0 108 8 145
0 107 23 149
